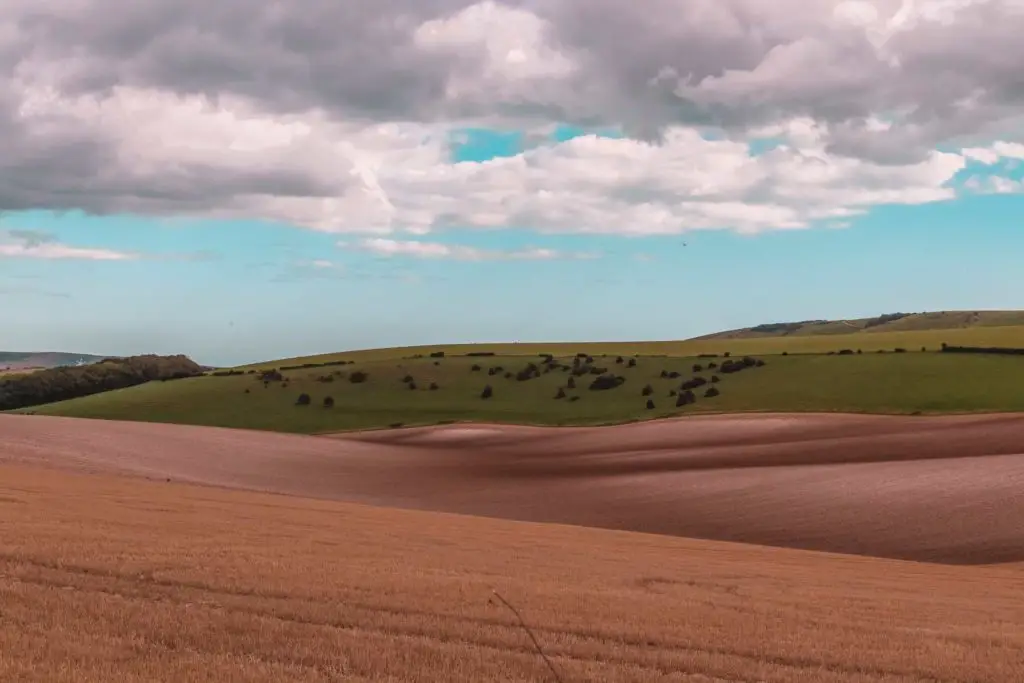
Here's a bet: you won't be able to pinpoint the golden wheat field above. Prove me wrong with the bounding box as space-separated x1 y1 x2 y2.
2 462 1024 683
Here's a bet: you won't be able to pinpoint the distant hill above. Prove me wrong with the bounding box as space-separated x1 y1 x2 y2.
0 351 110 373
692 311 1024 341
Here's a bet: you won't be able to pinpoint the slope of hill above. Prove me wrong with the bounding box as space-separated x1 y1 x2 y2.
694 310 1024 340
14 350 1024 433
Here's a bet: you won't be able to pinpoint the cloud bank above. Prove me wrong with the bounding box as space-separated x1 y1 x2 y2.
2 0 1022 235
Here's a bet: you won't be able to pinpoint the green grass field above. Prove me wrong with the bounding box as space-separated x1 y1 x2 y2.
235 324 1024 369
17 350 1024 433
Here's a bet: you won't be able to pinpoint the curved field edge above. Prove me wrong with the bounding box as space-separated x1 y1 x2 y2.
11 351 1024 434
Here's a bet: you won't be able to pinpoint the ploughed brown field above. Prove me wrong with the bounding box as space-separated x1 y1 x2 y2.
6 413 1024 563
4 413 1024 681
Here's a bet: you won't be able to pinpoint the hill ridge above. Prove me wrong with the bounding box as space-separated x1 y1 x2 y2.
692 310 1024 341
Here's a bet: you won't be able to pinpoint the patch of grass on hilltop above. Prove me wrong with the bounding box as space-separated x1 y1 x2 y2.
234 324 1024 368
17 350 1024 433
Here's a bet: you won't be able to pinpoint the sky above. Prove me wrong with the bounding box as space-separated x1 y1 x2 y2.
3 0 1024 366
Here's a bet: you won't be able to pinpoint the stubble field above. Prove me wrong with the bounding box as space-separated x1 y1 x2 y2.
3 464 1024 683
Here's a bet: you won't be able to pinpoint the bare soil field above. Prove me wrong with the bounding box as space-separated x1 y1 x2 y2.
5 413 1024 563
2 464 1024 682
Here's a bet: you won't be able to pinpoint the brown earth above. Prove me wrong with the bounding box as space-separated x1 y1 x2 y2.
5 412 1024 564
4 464 1024 682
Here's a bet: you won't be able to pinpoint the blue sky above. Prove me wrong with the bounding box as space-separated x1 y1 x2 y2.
4 126 1024 366
3 0 1024 366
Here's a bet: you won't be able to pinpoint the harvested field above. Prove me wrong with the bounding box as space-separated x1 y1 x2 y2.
2 464 1024 683
6 413 1024 563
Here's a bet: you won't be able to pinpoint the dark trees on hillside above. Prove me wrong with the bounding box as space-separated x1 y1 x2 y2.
0 355 203 411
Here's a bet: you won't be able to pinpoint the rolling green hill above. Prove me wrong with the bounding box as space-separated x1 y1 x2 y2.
693 310 1024 341
15 349 1024 433
9 312 1024 433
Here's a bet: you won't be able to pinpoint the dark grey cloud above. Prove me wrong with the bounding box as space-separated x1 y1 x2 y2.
0 0 1021 226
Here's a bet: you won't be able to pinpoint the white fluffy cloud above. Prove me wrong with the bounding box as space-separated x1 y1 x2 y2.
2 0 1022 236
347 238 595 261
0 230 136 260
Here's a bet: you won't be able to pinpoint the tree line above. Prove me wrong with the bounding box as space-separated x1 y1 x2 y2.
0 354 203 411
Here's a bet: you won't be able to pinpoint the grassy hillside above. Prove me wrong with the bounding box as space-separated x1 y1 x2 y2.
16 350 1024 433
695 310 1024 340
235 323 1024 368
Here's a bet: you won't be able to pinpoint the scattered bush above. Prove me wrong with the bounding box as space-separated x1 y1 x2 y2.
669 390 677 396
857 349 862 354
295 393 311 406
675 390 696 407
408 381 417 390
323 396 335 408
244 389 250 394
471 364 482 372
627 358 637 368
615 356 624 364
569 395 581 402
488 367 498 376
481 385 493 399
680 376 707 390
567 377 576 389
921 346 927 352
723 352 731 357
555 388 566 399
838 349 854 355
711 375 720 383
646 399 655 410
433 361 441 366
429 382 439 391
894 347 907 353
402 374 414 383
692 363 703 373
516 363 541 381
349 371 369 384
589 373 626 390
259 369 284 382
467 352 496 357
429 351 445 358
667 371 681 379
641 384 653 396
704 386 720 398
389 422 404 429
659 369 669 378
